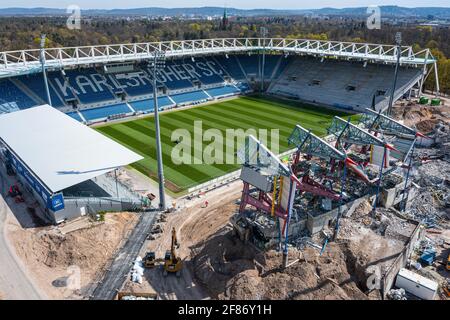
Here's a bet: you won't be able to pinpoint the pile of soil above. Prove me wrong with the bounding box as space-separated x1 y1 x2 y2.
192 230 262 298
415 119 442 134
10 212 138 298
392 103 450 131
192 230 376 300
29 213 136 269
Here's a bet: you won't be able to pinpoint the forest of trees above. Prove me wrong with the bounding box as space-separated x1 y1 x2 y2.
0 16 448 93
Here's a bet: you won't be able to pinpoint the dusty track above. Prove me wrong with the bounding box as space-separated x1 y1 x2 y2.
0 171 44 300
122 180 243 299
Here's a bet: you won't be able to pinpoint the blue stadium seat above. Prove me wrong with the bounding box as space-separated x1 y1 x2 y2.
66 111 83 122
272 56 291 79
80 103 132 121
113 71 154 97
236 82 250 91
50 72 77 102
18 73 65 107
140 59 228 90
237 55 259 75
170 90 209 104
261 55 285 80
130 96 173 113
64 69 115 104
0 79 37 110
181 58 225 85
139 62 192 91
0 102 21 115
215 55 246 79
205 85 240 98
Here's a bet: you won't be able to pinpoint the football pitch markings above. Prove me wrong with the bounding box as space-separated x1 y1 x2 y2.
96 95 355 193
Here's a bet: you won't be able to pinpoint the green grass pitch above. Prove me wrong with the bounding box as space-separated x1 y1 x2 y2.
96 95 356 194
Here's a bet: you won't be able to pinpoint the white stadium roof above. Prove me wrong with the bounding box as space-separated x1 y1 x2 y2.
0 105 143 193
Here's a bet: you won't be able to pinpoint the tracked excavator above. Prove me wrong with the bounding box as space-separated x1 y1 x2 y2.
163 227 183 277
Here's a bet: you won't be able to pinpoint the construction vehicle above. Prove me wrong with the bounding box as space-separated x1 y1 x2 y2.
143 252 156 268
163 227 182 277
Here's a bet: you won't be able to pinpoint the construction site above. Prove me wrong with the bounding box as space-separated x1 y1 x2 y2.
0 96 449 301
120 97 449 300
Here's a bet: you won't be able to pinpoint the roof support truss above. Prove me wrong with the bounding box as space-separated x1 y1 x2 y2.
359 108 420 137
0 37 435 79
328 116 387 148
237 135 291 177
288 125 347 161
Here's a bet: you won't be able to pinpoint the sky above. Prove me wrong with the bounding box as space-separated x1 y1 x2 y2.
0 0 449 10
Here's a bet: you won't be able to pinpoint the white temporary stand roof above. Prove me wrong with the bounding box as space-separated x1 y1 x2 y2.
0 105 143 193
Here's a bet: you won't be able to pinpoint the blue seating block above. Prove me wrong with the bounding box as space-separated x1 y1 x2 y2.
81 103 131 121
170 91 209 104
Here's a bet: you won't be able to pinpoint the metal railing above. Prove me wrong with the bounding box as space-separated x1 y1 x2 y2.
0 38 435 79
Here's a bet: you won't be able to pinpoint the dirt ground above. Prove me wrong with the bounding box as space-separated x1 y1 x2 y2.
6 212 138 299
120 175 418 301
392 98 450 132
74 97 450 300
121 180 243 299
189 198 416 300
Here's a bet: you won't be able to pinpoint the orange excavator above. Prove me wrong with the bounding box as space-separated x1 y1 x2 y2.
163 227 182 277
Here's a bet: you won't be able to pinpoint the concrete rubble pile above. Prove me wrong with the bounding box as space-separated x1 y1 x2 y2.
434 122 450 160
406 122 450 227
120 295 156 300
387 288 407 300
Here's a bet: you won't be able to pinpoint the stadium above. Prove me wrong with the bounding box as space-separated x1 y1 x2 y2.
0 32 448 301
0 38 439 198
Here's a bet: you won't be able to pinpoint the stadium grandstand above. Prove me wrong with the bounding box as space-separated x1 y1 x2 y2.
0 38 439 123
0 105 143 223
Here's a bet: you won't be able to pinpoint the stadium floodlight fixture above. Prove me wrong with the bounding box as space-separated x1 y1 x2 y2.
191 56 195 62
320 56 325 63
363 61 368 68
151 52 166 69
225 54 229 59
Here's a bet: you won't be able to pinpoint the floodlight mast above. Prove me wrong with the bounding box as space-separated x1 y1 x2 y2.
40 34 52 106
387 32 402 116
260 27 268 92
151 50 167 211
